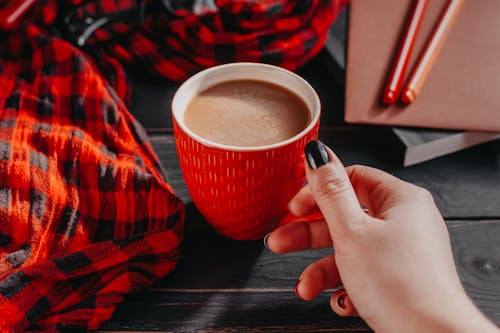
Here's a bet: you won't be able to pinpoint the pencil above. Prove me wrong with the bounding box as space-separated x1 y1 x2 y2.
382 0 428 106
401 0 464 104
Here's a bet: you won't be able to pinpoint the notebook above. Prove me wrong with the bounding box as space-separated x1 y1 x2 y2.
345 0 500 132
391 127 500 166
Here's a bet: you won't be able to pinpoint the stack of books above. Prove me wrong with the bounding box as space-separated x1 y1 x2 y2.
327 0 500 166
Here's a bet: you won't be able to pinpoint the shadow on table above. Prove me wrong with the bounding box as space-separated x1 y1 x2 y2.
100 202 267 331
158 202 265 289
159 203 371 332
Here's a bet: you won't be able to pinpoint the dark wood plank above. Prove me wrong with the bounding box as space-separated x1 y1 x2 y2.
149 132 500 219
448 219 500 324
100 134 500 331
99 290 370 332
100 219 500 331
157 219 331 290
129 77 178 133
318 130 500 219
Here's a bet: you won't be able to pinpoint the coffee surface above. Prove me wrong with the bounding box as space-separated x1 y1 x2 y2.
183 80 310 147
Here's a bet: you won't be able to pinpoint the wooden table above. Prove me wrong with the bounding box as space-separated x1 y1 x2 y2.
99 23 500 332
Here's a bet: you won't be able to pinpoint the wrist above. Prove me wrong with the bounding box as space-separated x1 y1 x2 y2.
408 294 498 333
372 287 498 333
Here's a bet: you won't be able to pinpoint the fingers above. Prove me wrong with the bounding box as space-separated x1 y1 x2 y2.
295 253 341 301
292 252 359 318
304 141 429 232
291 145 418 221
288 185 319 217
345 164 427 218
304 141 366 235
265 220 332 253
330 289 359 317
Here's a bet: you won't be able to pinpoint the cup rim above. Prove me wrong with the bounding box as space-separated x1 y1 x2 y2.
172 62 321 152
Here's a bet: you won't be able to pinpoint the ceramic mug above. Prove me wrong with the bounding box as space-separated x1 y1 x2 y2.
172 63 321 240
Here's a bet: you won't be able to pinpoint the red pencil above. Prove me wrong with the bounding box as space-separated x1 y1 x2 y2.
401 0 464 104
382 0 428 106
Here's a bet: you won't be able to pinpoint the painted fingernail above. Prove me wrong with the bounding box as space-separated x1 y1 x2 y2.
294 280 301 298
337 293 346 309
263 233 271 249
305 140 330 169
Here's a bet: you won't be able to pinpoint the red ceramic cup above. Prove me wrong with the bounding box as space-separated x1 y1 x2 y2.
172 63 320 240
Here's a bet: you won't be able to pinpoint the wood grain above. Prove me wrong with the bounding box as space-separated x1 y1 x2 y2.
100 218 500 331
99 131 500 331
149 131 500 219
99 290 370 332
448 220 500 323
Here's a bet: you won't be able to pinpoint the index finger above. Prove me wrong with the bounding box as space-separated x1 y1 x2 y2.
345 165 425 218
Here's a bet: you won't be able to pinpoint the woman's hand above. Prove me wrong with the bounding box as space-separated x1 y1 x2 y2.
265 140 498 333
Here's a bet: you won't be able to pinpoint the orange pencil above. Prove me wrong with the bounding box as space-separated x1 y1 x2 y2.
401 0 464 104
382 0 428 106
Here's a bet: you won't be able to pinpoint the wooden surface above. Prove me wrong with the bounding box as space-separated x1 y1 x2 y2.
99 128 500 332
99 130 500 332
100 11 500 331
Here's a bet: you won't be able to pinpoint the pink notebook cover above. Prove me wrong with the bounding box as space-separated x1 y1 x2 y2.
345 0 500 132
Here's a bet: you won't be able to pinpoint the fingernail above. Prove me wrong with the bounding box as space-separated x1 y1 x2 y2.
337 293 346 309
305 140 330 169
263 233 271 249
294 280 301 298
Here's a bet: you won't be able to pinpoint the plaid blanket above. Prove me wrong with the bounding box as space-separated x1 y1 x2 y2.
0 6 185 333
0 0 346 331
33 0 346 101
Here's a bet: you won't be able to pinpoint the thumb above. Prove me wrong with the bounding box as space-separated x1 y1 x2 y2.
304 140 365 235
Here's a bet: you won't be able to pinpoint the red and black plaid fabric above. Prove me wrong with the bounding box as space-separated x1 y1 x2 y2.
31 0 348 101
0 13 184 333
0 0 347 331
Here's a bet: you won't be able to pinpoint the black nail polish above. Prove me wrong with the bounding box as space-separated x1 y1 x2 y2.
337 294 346 309
305 140 330 169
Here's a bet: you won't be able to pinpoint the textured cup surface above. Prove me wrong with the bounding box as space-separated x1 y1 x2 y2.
172 63 320 240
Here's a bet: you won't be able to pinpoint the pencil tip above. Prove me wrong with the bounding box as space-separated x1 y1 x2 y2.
383 90 397 105
401 89 416 104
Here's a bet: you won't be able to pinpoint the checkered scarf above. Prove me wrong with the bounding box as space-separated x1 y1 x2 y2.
28 0 347 101
0 11 185 333
0 0 346 331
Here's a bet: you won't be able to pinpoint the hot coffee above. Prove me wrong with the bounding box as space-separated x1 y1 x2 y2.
183 79 311 147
